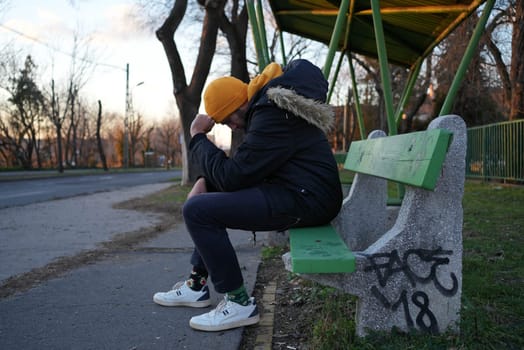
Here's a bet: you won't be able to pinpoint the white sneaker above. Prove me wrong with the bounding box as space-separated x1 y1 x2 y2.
189 296 260 331
153 281 211 308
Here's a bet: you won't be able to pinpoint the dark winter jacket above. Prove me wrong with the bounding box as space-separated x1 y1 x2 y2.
189 59 343 227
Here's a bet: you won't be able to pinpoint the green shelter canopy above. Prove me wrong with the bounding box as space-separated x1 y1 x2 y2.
268 0 486 68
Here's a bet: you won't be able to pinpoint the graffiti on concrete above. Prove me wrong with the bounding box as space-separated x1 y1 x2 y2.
364 247 458 333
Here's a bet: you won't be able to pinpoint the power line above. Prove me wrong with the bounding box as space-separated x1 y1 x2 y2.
0 22 125 71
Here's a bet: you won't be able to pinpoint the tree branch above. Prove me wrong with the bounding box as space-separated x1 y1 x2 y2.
156 0 189 95
188 0 225 97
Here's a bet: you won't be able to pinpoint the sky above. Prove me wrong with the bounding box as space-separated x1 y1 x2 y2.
0 0 182 123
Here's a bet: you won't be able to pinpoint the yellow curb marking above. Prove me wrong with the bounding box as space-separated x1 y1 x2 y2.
254 280 277 350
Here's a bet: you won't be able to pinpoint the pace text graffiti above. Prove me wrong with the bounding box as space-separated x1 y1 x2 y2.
364 247 458 333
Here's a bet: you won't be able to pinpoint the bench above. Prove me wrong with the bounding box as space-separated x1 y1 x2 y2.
282 115 467 336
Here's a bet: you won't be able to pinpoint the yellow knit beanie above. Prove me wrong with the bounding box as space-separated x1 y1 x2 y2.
203 63 283 122
204 77 248 122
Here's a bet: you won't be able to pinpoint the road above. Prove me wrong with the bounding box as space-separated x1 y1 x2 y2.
0 170 181 208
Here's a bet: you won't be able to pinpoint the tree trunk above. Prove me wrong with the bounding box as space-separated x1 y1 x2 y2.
65 118 73 167
31 129 42 169
71 99 78 168
510 0 524 120
21 142 33 170
218 2 249 155
56 124 64 173
156 0 225 185
96 100 108 171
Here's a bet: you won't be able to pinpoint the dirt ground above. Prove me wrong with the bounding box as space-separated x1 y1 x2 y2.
239 251 318 349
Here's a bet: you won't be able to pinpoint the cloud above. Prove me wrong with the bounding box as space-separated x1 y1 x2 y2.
36 9 66 29
102 3 145 41
2 8 70 46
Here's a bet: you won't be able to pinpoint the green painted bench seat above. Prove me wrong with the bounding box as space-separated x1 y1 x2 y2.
289 225 355 273
288 128 453 274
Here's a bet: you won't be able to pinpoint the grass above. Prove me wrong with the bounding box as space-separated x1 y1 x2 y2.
114 183 189 217
288 180 524 349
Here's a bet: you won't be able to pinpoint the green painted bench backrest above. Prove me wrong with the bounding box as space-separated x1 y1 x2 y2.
344 129 453 190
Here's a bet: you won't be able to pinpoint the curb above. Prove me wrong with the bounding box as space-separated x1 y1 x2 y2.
254 280 277 350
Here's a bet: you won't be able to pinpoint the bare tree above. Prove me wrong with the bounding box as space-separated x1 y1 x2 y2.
0 114 17 167
156 116 182 168
433 12 502 126
100 111 123 168
4 55 46 169
47 81 94 171
62 34 95 168
96 100 108 170
63 83 79 167
483 3 513 108
128 112 147 167
402 55 434 132
0 49 21 167
352 55 386 131
140 124 155 167
74 100 93 167
48 79 68 172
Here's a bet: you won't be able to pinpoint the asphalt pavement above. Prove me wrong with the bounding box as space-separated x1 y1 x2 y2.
0 183 269 350
0 169 181 208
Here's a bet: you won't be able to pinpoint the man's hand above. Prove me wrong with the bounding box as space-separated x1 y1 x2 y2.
187 177 207 199
190 114 215 137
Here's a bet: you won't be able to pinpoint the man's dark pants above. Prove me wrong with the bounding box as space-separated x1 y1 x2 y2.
182 187 297 293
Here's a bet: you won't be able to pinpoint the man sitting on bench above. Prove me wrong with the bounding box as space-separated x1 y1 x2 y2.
153 59 342 332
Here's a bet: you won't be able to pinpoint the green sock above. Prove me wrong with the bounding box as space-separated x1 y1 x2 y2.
227 285 250 306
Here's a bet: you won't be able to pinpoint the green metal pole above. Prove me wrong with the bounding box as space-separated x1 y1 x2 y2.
440 0 495 115
255 0 270 65
391 59 423 200
246 0 268 71
349 55 366 140
279 30 287 66
327 51 345 103
395 58 423 126
370 0 396 135
322 0 350 79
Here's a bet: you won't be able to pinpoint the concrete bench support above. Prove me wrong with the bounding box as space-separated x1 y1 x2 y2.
283 115 467 336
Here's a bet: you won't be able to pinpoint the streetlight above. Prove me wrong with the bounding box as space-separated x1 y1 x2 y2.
123 63 144 168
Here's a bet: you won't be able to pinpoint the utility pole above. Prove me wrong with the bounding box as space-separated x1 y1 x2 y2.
124 63 130 168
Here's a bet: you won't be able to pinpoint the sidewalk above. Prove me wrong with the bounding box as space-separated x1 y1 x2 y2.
0 184 268 350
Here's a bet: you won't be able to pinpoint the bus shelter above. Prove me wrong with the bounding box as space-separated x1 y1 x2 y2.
247 0 494 138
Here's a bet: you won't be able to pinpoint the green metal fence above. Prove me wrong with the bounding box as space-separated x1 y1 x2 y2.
466 120 524 182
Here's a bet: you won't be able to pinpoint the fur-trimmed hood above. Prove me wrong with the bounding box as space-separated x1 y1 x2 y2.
267 86 334 134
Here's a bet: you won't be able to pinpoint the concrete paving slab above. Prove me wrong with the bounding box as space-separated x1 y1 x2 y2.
139 224 269 251
0 245 261 350
0 183 171 282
